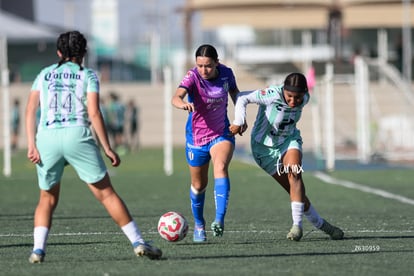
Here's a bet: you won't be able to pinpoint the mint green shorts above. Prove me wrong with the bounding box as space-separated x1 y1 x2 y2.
251 135 302 176
35 127 107 190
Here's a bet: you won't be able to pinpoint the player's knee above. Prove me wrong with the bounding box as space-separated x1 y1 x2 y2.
287 163 304 179
191 184 206 195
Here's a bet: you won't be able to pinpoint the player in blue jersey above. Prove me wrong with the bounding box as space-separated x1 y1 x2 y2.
171 44 245 242
25 31 162 263
229 72 344 241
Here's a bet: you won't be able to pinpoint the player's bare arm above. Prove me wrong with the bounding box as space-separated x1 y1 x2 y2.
25 90 41 164
87 92 120 167
171 87 195 112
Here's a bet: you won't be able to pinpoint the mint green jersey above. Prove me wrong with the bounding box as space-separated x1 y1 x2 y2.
233 84 309 148
31 62 99 131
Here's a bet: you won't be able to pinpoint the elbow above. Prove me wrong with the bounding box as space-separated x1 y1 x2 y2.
88 110 101 122
171 96 182 108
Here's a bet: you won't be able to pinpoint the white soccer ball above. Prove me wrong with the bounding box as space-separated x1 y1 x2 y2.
157 211 189 242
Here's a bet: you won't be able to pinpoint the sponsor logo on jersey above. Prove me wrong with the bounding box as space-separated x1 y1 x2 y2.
45 72 81 81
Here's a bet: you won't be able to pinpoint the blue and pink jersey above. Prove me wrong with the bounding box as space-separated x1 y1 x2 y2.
179 64 237 146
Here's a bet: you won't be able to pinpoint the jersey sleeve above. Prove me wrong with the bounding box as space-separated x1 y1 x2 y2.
31 70 45 92
86 69 100 93
228 68 238 91
233 86 280 126
232 90 256 126
178 70 195 91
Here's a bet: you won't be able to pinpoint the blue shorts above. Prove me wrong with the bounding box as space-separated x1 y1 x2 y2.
186 135 235 167
35 126 107 190
251 134 302 176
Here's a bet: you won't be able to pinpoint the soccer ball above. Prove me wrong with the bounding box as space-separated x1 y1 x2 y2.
157 211 189 242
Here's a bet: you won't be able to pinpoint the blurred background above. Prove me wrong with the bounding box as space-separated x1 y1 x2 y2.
1 0 412 83
1 0 414 174
2 0 189 82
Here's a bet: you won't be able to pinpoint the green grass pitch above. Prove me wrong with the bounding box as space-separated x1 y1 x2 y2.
1 148 413 275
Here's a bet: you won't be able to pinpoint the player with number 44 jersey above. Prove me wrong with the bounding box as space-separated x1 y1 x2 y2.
26 30 161 264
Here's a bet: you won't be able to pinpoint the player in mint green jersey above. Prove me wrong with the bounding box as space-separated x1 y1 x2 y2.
229 72 344 241
25 31 162 263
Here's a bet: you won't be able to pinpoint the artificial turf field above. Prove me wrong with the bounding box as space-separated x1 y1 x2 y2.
1 148 413 276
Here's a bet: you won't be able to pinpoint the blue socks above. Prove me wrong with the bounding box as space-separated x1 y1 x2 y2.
190 187 206 227
213 177 230 224
190 177 230 227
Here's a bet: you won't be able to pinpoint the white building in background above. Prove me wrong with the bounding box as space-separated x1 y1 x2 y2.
91 0 119 57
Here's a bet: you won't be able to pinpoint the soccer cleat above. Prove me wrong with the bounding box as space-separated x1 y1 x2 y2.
193 226 207 242
28 249 45 264
210 221 224 237
286 225 303 241
320 219 344 240
133 242 162 260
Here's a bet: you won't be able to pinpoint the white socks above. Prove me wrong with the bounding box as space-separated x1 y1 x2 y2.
121 220 145 245
34 221 145 252
304 204 324 228
291 202 324 229
291 201 304 227
33 226 49 252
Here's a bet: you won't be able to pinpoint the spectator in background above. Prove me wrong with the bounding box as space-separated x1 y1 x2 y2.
306 65 316 93
125 99 140 151
395 34 403 73
100 97 109 128
107 92 126 152
350 46 361 65
11 98 20 151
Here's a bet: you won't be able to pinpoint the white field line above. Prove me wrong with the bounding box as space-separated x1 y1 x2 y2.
313 171 414 205
1 229 413 238
235 153 414 205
